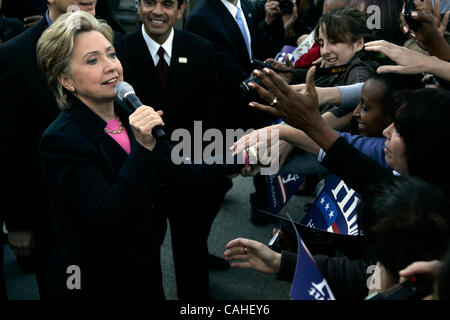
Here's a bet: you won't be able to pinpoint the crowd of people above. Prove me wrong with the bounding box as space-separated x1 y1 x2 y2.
0 0 449 301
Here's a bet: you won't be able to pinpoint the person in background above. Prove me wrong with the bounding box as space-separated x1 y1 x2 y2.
0 0 25 44
185 0 283 226
0 0 47 29
116 0 232 300
0 0 99 298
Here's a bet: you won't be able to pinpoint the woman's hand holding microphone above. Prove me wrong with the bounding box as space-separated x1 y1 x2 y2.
129 106 165 151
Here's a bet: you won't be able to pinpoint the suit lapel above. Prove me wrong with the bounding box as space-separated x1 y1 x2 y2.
69 99 134 180
211 0 252 61
166 30 190 93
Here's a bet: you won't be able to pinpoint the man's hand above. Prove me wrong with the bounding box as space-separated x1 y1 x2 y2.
281 0 298 37
264 0 281 25
23 15 43 29
8 231 36 258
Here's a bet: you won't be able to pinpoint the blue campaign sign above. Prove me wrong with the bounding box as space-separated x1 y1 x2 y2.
289 215 336 300
266 174 305 215
300 174 360 236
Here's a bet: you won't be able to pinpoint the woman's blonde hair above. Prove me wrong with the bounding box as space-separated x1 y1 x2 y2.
37 11 114 110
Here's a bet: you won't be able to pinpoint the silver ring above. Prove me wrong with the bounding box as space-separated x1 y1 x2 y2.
244 247 248 254
270 97 278 106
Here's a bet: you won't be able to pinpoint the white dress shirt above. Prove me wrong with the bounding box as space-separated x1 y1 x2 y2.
141 25 174 67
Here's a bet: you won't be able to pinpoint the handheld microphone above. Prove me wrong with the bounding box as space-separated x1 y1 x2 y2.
115 81 167 140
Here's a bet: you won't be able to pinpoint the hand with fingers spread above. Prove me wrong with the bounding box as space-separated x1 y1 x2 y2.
129 106 164 151
364 40 450 81
248 66 322 131
247 66 340 152
224 238 281 274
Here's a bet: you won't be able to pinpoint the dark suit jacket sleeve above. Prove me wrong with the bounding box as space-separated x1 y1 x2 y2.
0 50 34 231
200 39 226 132
185 18 249 85
321 137 392 194
39 131 167 228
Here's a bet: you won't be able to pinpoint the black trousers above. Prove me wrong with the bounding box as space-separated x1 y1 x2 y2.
155 176 231 300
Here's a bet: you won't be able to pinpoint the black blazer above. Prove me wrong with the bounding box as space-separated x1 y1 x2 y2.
116 28 224 137
0 17 58 233
321 137 392 194
0 17 123 234
39 98 167 299
184 0 280 129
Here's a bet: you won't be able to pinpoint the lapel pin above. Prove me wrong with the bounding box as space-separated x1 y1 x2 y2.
178 57 188 63
248 13 252 18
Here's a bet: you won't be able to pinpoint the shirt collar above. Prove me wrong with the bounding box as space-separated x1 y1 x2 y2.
220 0 242 18
141 25 174 66
45 10 52 26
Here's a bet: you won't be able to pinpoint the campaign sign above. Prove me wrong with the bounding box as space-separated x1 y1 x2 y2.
274 45 296 63
289 215 336 300
266 174 305 215
300 174 360 236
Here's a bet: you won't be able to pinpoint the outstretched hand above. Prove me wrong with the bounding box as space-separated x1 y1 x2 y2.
248 66 320 132
224 238 281 274
365 40 430 74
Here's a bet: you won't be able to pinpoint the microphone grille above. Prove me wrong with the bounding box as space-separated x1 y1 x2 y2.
115 81 135 101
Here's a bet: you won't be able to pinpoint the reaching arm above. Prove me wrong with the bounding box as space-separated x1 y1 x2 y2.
365 40 450 81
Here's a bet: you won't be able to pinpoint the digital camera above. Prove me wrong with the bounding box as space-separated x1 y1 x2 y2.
240 59 276 102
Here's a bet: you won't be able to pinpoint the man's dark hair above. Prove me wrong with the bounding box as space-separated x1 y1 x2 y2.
139 0 185 9
358 176 450 282
366 73 423 120
393 89 450 187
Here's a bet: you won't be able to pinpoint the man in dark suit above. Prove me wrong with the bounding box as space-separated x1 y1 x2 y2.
184 0 281 131
0 0 99 298
185 0 281 226
116 0 231 300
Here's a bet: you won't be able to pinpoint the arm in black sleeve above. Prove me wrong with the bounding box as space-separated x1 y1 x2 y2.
276 250 298 283
40 132 168 229
314 255 370 300
321 137 392 194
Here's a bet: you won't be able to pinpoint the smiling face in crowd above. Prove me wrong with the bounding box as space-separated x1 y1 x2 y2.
383 123 408 175
353 79 393 137
138 0 186 44
317 24 364 67
59 31 123 112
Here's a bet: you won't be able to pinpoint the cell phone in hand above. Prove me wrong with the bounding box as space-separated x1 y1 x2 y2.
403 0 420 32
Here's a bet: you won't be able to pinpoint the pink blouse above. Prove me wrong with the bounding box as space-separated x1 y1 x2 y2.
104 117 131 154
